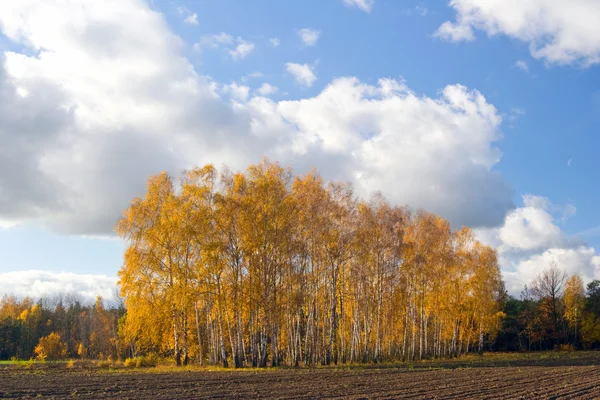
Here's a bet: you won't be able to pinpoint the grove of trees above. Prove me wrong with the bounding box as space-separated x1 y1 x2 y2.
0 295 123 360
116 160 504 366
2 160 599 366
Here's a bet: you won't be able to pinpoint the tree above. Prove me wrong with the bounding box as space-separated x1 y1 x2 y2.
117 172 192 365
34 332 67 361
585 280 600 315
530 264 567 344
581 280 600 348
563 275 585 346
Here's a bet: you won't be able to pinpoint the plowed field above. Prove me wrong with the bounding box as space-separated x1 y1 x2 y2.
1 353 599 399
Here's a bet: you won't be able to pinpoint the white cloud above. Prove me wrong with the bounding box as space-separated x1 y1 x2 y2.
256 82 278 96
567 158 572 167
195 33 254 61
286 62 317 87
343 0 374 13
243 77 512 228
0 0 252 234
435 21 475 42
297 28 321 47
0 0 514 241
176 6 197 25
505 247 600 295
515 60 529 72
0 270 118 303
475 194 597 295
183 13 198 25
499 195 563 251
436 0 600 66
223 82 250 102
197 32 234 49
229 38 255 60
269 38 280 48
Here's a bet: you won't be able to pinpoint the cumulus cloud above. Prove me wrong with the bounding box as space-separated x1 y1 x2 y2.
499 195 563 251
195 33 254 60
229 38 255 60
183 13 198 25
297 28 321 47
0 0 513 240
436 0 600 66
177 6 198 25
476 194 598 295
435 21 475 42
0 0 251 234
505 247 600 295
223 82 250 102
260 78 513 227
0 270 118 303
285 62 317 87
342 0 374 13
197 32 234 49
0 53 73 227
256 83 278 96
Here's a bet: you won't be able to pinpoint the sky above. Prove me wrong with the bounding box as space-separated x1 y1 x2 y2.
1 0 600 302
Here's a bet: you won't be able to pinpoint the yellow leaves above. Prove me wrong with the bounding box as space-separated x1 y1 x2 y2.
77 342 85 358
564 274 585 326
581 314 600 345
116 159 506 365
34 332 68 361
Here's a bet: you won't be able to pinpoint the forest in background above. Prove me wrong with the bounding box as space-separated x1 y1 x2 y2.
1 160 600 366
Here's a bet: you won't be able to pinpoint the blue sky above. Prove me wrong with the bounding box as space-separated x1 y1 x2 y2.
1 0 600 300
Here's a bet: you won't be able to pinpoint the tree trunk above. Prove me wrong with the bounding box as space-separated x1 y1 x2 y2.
172 308 181 366
182 310 189 365
195 301 203 365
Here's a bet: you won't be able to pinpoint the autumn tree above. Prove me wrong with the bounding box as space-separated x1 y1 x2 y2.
34 332 68 361
563 275 585 346
117 172 193 365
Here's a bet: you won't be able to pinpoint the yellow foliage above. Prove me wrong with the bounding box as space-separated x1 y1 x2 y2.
124 357 136 368
116 160 505 366
77 343 85 358
34 332 68 361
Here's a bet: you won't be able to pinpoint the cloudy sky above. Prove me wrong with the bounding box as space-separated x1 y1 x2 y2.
1 0 600 301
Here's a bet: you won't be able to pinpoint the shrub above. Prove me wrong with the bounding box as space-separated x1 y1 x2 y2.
133 354 159 368
96 360 111 368
560 344 576 352
34 332 68 361
124 357 136 368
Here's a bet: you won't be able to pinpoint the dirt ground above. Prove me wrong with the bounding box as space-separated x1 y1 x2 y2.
1 354 600 399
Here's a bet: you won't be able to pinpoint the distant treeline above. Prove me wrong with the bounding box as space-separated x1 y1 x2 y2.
0 295 124 360
495 275 600 352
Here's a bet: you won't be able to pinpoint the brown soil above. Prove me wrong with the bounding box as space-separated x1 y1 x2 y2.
1 355 599 399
